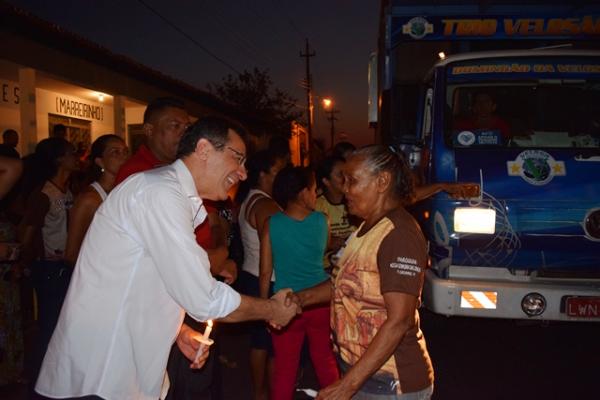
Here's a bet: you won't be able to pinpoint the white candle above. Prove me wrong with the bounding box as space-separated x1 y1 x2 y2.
202 320 213 340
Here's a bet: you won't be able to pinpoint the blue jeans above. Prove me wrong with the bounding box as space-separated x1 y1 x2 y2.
353 385 433 400
339 357 433 400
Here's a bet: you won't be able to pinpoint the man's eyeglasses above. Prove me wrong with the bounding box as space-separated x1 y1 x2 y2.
226 146 246 166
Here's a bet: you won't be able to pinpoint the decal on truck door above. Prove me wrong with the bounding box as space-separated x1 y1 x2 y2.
507 150 566 186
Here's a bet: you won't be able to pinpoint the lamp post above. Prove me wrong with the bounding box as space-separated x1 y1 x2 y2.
322 98 340 150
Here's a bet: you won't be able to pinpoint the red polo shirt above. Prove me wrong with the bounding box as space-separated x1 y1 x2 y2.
115 144 164 185
115 144 214 249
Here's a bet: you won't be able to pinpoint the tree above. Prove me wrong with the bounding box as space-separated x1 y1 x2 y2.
207 68 303 138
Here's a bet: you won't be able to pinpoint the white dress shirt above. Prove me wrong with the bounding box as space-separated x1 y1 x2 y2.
35 159 241 400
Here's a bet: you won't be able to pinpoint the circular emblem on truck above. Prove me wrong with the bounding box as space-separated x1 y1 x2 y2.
402 17 434 39
506 150 566 186
457 130 476 146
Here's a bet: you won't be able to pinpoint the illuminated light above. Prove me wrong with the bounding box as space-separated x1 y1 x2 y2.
202 320 213 340
97 93 105 102
454 208 496 234
460 291 497 309
322 98 332 109
424 211 430 219
438 51 446 60
521 293 546 317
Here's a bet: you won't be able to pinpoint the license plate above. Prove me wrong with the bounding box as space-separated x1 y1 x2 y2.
566 297 600 318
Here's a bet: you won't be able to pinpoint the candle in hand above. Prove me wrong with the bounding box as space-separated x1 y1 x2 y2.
202 320 213 340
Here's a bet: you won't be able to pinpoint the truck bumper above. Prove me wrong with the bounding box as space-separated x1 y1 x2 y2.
423 267 600 321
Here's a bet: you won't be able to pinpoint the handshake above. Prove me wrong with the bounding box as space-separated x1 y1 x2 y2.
268 282 330 329
267 288 303 329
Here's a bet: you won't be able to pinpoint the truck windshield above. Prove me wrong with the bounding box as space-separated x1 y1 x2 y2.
446 60 600 149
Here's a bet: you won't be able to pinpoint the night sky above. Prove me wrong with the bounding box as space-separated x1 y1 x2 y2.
7 0 380 147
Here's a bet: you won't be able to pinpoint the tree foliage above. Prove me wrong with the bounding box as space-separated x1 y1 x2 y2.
207 68 302 137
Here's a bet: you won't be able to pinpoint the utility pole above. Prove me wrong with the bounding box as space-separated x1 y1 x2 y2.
300 38 315 156
326 107 340 149
322 98 340 150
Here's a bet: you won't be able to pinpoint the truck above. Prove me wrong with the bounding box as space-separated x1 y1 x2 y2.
371 0 600 321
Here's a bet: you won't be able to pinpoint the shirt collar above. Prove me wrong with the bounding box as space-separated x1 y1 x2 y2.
138 144 164 168
172 159 207 228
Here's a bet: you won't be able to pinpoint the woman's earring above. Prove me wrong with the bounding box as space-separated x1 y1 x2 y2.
101 168 105 173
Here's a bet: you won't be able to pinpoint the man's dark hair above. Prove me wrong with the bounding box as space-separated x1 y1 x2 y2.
52 124 67 139
176 116 246 159
2 129 17 141
143 97 186 124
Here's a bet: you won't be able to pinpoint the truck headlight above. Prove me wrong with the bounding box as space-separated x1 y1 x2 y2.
453 208 496 234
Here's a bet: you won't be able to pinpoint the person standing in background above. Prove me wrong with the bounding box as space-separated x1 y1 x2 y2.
0 129 20 159
64 134 129 267
17 138 78 385
316 155 357 276
260 166 339 400
236 150 287 400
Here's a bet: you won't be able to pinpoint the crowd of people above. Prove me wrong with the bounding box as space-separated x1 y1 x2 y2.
0 96 480 400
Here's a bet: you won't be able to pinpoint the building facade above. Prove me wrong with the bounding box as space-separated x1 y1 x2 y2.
0 4 240 156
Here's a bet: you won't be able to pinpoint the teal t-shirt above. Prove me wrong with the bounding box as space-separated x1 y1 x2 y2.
270 211 330 292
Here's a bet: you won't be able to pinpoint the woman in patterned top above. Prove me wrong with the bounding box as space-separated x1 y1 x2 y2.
291 145 434 400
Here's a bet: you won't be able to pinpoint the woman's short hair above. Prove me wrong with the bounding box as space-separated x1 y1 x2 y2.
272 166 314 209
353 145 414 201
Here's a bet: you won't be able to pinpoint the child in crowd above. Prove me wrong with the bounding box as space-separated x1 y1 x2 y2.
259 166 339 400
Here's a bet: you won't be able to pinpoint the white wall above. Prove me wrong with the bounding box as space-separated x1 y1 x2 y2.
125 106 144 126
36 88 114 142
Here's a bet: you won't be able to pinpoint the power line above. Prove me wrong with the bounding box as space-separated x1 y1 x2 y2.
136 0 241 75
269 0 307 40
201 3 272 66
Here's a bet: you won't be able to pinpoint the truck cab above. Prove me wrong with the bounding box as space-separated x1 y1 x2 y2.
417 49 600 321
374 2 600 321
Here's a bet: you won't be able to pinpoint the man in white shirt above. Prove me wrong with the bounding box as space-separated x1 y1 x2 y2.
35 117 298 400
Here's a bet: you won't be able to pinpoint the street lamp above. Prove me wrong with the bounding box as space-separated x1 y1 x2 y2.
322 98 339 149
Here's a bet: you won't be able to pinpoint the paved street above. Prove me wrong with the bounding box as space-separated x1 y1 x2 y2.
3 310 599 400
218 310 600 399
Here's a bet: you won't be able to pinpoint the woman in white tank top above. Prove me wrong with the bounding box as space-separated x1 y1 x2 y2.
236 150 286 400
64 134 128 266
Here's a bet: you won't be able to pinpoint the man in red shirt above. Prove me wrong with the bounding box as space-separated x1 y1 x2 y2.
116 97 236 398
115 97 234 279
454 92 511 140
